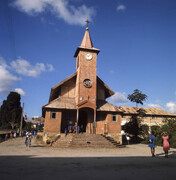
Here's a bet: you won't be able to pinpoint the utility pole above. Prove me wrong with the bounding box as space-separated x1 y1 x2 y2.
19 103 24 137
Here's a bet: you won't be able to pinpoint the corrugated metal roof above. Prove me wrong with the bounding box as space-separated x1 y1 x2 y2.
120 106 176 116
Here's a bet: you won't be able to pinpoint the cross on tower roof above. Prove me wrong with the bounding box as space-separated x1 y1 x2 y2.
85 19 90 28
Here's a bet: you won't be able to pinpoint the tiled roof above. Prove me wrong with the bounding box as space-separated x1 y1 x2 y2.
120 106 176 116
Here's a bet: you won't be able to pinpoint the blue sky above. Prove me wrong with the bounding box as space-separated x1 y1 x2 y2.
0 0 176 118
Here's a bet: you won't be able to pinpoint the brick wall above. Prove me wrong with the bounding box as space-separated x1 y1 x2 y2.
44 110 62 133
76 51 97 109
96 112 121 135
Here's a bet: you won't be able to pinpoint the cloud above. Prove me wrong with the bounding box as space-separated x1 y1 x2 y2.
109 70 115 74
11 58 54 77
0 57 20 94
109 92 128 104
47 63 54 71
12 0 95 26
14 88 26 96
117 4 126 11
166 101 176 113
147 103 162 109
0 56 54 94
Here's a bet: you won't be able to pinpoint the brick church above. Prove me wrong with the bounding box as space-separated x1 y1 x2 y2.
42 24 122 143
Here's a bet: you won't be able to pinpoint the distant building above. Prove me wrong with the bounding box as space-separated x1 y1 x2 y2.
42 25 122 143
120 106 176 127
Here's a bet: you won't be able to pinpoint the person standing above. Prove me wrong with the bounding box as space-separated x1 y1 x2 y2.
64 127 68 136
10 131 13 138
162 132 170 158
13 131 17 138
5 134 8 141
148 131 156 157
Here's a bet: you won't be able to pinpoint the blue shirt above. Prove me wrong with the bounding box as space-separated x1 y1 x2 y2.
148 135 155 148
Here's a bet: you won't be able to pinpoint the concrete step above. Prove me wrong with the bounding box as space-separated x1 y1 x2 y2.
53 133 125 148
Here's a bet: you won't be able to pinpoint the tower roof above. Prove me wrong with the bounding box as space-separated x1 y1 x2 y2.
74 26 100 57
80 27 93 48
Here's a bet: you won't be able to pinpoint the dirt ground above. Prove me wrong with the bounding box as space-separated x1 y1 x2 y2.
0 137 176 180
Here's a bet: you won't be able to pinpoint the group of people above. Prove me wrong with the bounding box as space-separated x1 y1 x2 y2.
64 124 84 136
5 131 17 140
148 132 170 158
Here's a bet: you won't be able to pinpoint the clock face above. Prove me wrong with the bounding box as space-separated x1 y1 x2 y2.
85 53 92 60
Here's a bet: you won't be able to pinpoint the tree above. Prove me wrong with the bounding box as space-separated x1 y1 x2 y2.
122 109 147 141
128 89 148 107
0 92 22 129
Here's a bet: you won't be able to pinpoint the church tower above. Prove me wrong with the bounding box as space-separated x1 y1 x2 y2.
74 25 100 110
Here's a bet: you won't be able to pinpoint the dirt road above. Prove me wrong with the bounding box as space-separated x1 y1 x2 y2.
0 137 176 180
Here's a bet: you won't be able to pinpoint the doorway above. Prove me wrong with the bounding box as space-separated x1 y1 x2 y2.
78 110 87 132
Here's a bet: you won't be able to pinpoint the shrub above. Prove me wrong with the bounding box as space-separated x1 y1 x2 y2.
140 124 149 137
170 134 176 148
0 136 3 143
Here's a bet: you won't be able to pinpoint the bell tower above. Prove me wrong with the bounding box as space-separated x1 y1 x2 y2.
74 23 100 109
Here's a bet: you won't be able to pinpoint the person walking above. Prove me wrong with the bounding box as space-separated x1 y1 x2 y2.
148 131 156 157
162 132 170 158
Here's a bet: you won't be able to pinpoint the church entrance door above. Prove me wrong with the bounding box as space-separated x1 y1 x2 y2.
78 110 87 132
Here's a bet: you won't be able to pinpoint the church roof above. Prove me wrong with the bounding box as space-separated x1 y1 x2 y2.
48 72 114 102
43 98 122 113
97 100 122 112
43 97 76 110
120 106 176 117
97 76 115 98
49 72 77 102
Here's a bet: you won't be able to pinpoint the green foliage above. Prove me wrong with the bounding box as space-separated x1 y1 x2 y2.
140 124 149 137
151 125 162 146
0 136 3 143
36 124 44 132
128 89 148 107
0 123 11 130
122 115 142 141
24 122 33 131
142 119 176 148
0 92 22 129
123 108 148 141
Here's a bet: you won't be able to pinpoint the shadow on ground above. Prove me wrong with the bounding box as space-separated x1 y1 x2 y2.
0 152 176 180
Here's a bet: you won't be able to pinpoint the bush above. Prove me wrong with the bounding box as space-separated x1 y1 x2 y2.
0 123 11 130
140 124 149 137
0 136 3 143
142 119 176 147
170 134 176 148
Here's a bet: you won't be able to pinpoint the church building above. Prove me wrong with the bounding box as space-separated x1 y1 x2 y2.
42 24 122 143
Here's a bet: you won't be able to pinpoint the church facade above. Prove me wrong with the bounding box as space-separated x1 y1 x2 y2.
42 26 122 143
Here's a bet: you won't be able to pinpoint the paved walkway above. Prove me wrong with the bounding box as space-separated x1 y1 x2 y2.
0 137 176 180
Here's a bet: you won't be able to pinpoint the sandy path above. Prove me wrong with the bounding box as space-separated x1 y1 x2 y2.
0 137 176 180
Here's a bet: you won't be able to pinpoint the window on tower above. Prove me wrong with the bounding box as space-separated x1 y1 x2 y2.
83 79 92 88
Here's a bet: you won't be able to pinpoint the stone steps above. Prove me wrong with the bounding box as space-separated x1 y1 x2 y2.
53 133 125 148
